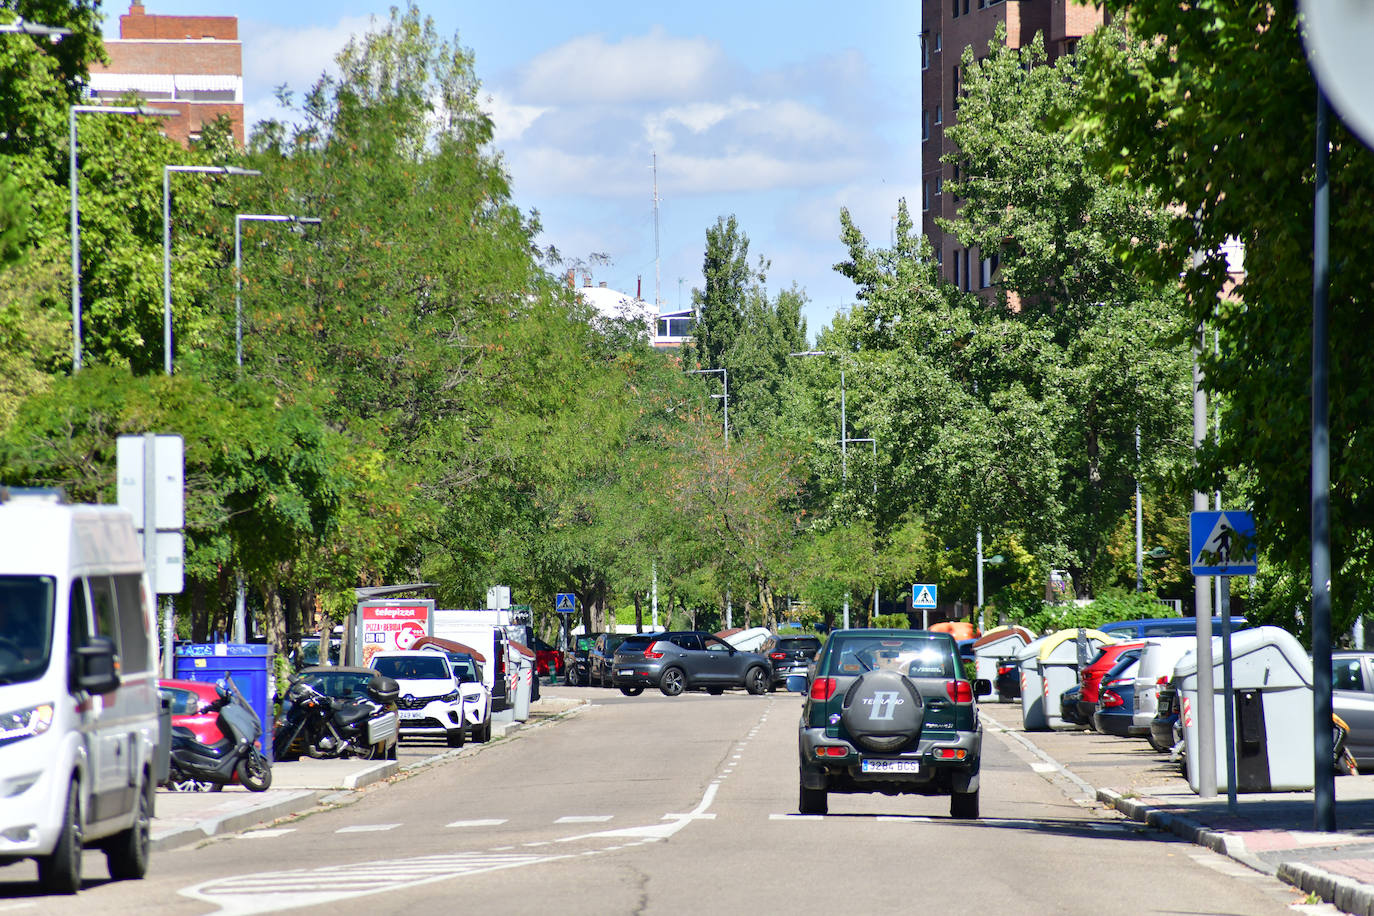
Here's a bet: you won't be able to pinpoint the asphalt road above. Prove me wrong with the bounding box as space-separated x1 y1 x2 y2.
0 687 1330 915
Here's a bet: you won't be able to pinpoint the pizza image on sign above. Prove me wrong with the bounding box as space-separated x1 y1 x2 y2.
360 602 432 665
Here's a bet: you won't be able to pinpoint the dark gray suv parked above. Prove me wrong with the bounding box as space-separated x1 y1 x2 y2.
612 631 772 697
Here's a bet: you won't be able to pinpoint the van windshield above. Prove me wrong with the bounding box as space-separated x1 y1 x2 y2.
0 576 55 685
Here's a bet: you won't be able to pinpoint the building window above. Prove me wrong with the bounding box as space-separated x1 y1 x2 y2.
921 33 930 69
962 0 970 14
952 0 959 17
963 249 972 291
981 253 999 288
934 176 943 196
952 249 961 288
922 180 931 212
934 104 942 125
922 109 930 141
934 31 942 52
935 247 944 266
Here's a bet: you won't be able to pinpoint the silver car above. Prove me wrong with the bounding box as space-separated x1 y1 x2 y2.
611 631 772 697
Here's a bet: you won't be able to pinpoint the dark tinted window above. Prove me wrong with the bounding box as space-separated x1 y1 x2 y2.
668 633 703 651
777 638 821 655
0 575 55 684
575 635 597 651
827 636 957 678
113 573 149 673
158 685 203 715
299 671 375 697
617 635 655 652
372 655 451 680
1335 658 1365 691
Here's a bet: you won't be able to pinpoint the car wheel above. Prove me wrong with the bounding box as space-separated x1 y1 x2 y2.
799 774 828 815
745 666 769 696
480 719 492 743
619 686 644 696
950 788 979 819
659 667 685 697
447 728 465 748
706 687 725 695
238 750 273 792
105 777 152 881
387 740 399 760
38 779 83 894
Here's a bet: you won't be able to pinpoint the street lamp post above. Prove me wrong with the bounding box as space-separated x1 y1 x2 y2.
685 367 728 445
234 213 322 371
70 104 178 370
163 165 259 375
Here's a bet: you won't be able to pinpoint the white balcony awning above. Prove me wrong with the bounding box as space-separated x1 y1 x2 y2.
173 74 240 92
88 72 174 94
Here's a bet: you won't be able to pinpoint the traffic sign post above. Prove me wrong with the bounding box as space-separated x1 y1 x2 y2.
912 584 937 630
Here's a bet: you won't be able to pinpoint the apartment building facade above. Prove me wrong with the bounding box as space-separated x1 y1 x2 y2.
920 0 1103 293
88 2 244 147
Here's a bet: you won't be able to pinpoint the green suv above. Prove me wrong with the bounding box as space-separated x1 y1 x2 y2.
791 629 991 818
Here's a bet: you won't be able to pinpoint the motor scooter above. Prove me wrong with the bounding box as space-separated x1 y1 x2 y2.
167 678 272 792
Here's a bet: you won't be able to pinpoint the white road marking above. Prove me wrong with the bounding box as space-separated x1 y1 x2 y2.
662 813 716 820
236 829 296 839
1030 762 1058 773
335 824 400 833
180 852 561 915
523 841 551 847
446 818 508 828
0 904 37 912
555 815 613 823
876 816 934 823
770 813 823 821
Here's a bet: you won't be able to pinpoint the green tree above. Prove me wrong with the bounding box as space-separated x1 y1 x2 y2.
1077 8 1374 633
687 214 751 372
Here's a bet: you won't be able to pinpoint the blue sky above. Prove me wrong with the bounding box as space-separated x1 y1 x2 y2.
105 2 922 338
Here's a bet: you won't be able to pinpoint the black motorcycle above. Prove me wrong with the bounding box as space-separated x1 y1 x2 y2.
167 678 272 792
273 674 399 761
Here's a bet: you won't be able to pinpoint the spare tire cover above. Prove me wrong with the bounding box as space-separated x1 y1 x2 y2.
840 669 925 753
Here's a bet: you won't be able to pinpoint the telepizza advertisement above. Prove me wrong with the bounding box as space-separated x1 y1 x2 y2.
358 600 434 666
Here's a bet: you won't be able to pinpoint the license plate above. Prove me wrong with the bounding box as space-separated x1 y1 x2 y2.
861 759 922 774
619 668 635 676
399 710 426 720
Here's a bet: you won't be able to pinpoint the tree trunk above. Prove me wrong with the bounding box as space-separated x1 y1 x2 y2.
633 592 643 633
261 582 289 658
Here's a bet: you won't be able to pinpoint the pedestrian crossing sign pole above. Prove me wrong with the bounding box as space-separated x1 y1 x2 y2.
912 584 937 630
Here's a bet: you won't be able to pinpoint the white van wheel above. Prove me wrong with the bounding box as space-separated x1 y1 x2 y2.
38 779 82 894
106 778 152 880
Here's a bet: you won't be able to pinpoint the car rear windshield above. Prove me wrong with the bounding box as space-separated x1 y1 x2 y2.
824 635 957 679
777 637 820 653
372 655 450 680
575 635 597 651
300 671 375 697
617 635 657 651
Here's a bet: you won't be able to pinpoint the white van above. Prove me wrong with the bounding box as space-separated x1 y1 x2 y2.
430 614 510 712
0 490 160 893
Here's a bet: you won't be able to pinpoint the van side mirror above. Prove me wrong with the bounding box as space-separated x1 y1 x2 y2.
76 636 120 694
786 674 809 694
973 678 992 698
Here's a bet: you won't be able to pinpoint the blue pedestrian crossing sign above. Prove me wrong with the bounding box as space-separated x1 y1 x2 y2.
555 592 576 613
911 584 938 610
1189 510 1258 576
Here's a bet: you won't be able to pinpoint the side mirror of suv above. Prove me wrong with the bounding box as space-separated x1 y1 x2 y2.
75 636 120 694
786 674 809 694
973 678 992 697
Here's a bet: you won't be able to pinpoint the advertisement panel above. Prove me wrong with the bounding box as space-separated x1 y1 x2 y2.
358 600 434 667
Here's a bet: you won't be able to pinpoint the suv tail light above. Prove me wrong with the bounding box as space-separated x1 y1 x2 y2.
809 677 838 701
644 642 665 660
945 680 974 704
770 652 787 660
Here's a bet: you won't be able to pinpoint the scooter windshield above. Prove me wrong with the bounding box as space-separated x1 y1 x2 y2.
218 684 261 744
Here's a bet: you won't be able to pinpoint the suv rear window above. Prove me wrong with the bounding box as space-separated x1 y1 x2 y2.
618 634 657 651
825 635 957 679
777 637 820 654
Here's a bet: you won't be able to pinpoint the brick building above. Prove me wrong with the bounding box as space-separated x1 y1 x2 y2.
920 0 1105 294
88 2 244 147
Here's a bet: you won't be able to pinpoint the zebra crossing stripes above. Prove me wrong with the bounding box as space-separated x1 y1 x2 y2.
180 852 562 915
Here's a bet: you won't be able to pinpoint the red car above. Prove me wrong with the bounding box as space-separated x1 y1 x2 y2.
158 678 225 744
530 636 565 678
1075 642 1143 726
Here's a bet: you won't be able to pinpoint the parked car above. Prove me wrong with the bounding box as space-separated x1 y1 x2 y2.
789 629 990 817
1060 683 1086 728
1092 654 1143 737
290 636 342 671
1131 636 1201 740
564 632 603 686
424 649 493 743
612 631 772 697
1332 651 1374 771
1076 642 1144 725
369 650 468 747
159 678 225 746
994 656 1021 701
588 633 630 687
1151 678 1182 753
759 634 822 690
1099 616 1247 639
529 636 564 678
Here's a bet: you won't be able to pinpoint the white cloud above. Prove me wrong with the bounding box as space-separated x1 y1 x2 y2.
483 91 550 145
518 27 728 104
240 15 374 103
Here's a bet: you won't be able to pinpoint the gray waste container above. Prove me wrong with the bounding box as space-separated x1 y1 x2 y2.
972 626 1034 700
1017 635 1051 730
510 641 535 721
1176 626 1313 793
1039 629 1114 729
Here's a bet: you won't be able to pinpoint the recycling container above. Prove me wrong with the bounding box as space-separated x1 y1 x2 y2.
1037 629 1115 729
972 626 1035 699
510 641 535 721
174 642 275 760
1017 635 1052 730
1176 626 1313 793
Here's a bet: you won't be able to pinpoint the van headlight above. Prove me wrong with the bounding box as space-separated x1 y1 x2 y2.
0 703 54 747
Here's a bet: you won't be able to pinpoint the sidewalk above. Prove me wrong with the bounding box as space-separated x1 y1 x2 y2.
152 693 586 852
982 703 1374 916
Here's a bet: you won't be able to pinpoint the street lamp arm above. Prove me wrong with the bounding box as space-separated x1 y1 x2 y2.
0 17 73 35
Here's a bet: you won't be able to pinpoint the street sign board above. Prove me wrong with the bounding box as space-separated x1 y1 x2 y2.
1190 510 1258 576
555 592 577 613
911 584 938 610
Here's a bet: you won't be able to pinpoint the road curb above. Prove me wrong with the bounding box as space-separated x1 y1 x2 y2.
1277 861 1374 916
151 789 320 852
1095 788 1268 870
